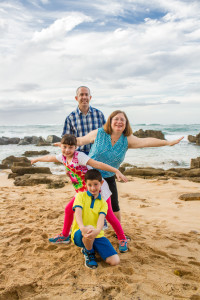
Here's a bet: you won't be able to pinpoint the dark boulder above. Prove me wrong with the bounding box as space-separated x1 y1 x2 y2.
2 156 31 168
14 174 67 187
46 135 61 143
191 157 200 169
179 193 200 201
11 166 51 175
133 129 165 140
23 150 50 157
0 164 9 169
0 137 20 145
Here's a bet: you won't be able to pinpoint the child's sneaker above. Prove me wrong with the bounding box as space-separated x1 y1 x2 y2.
82 248 98 269
119 239 128 253
49 233 70 244
103 219 108 230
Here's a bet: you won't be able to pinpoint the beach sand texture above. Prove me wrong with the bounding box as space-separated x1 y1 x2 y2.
1 172 200 300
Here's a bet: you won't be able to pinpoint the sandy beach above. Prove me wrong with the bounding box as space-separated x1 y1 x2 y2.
0 171 200 300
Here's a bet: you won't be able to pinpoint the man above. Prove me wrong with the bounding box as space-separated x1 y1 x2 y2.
62 86 106 155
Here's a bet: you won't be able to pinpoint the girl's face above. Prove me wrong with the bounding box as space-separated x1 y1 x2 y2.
111 113 126 134
61 144 76 158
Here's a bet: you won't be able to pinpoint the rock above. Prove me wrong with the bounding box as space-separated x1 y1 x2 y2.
18 139 30 145
188 135 196 143
46 135 61 143
14 174 68 186
0 137 20 145
124 167 165 177
11 166 51 175
188 132 200 146
47 181 65 189
179 193 200 201
36 142 51 146
0 164 9 169
133 129 165 140
8 173 17 179
191 157 200 168
121 162 135 168
2 156 31 168
23 150 50 157
12 162 31 167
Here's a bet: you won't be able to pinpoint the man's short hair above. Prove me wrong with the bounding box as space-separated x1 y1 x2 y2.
61 134 77 146
85 169 102 182
76 86 91 96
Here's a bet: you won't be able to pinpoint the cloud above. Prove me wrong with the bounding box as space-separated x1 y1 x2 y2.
32 13 93 43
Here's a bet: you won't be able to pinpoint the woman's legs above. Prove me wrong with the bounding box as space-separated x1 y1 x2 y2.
106 197 126 240
62 197 75 237
104 176 121 222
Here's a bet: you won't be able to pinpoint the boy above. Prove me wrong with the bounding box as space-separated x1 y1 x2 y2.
72 169 120 269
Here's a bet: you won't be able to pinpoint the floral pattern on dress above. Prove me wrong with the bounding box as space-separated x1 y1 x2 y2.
62 152 88 193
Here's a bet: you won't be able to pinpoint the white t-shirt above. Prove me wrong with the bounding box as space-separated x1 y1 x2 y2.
56 151 112 201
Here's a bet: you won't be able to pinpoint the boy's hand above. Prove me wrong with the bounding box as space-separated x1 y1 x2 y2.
84 228 100 240
81 225 95 237
53 142 61 147
115 170 128 182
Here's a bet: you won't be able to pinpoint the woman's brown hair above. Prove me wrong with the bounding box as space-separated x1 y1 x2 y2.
103 110 133 136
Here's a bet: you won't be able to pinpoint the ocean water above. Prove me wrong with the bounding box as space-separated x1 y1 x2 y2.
0 124 200 174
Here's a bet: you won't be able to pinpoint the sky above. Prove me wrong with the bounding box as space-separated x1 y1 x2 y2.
0 0 200 125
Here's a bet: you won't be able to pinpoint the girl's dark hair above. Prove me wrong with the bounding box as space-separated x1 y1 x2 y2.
103 110 133 136
85 169 102 182
61 134 77 146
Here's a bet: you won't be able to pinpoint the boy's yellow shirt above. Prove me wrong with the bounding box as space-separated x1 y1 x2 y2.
71 191 108 242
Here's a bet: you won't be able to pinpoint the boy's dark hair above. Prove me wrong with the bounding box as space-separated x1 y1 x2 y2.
61 134 77 146
85 169 102 182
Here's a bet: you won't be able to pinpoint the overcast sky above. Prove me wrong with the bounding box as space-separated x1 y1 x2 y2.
0 0 200 125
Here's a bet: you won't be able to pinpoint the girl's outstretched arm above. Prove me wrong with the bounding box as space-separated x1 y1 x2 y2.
87 159 128 182
31 155 59 164
127 135 184 149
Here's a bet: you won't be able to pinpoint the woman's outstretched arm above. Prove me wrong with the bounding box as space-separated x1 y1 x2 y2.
127 135 184 149
76 129 98 146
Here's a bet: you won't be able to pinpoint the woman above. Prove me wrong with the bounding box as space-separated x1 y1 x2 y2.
77 110 183 222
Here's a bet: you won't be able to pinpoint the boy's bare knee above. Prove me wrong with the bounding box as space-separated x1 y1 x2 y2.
106 254 120 266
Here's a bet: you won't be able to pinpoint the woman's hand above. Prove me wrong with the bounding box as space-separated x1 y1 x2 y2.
167 136 184 146
115 170 128 182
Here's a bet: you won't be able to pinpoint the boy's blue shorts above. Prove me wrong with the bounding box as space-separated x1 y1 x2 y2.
74 229 117 261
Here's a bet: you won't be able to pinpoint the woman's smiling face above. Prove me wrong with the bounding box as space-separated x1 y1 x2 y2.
111 113 127 133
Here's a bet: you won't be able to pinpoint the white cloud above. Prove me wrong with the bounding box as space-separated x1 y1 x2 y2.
32 13 93 43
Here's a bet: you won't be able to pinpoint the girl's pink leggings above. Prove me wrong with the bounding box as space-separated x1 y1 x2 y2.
62 196 126 240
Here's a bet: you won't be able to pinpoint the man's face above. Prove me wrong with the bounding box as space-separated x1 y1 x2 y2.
75 87 92 112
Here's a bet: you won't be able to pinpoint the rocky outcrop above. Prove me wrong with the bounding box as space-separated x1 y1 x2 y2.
23 150 50 157
133 129 165 140
46 135 61 143
188 133 200 146
2 156 31 168
191 157 200 169
179 193 200 201
14 174 68 187
0 137 20 145
0 135 61 145
0 164 9 169
11 166 51 176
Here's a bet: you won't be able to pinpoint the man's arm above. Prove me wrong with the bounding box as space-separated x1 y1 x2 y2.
31 155 59 164
127 135 184 149
62 117 74 136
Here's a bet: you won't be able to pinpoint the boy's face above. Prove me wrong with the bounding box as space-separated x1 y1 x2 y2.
86 179 103 199
61 144 76 158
